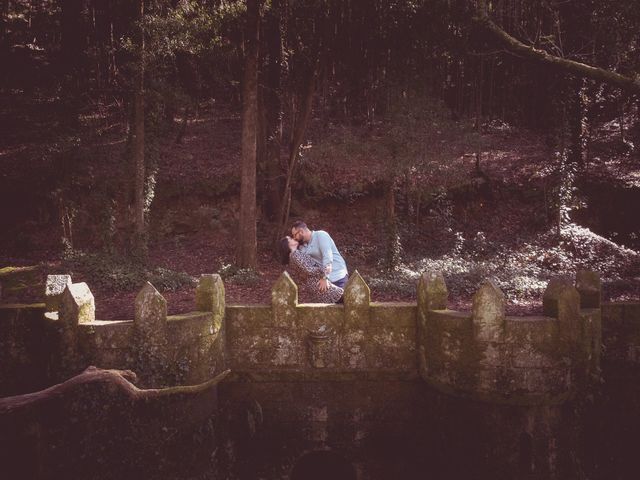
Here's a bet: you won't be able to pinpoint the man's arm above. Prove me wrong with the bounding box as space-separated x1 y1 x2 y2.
317 232 334 292
317 232 334 272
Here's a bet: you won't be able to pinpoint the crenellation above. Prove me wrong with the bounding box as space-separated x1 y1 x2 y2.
417 271 448 311
134 282 168 341
3 265 637 479
419 271 603 404
59 282 95 325
195 273 225 317
0 269 617 404
272 271 298 327
576 270 602 309
542 276 573 318
343 271 370 326
472 280 506 342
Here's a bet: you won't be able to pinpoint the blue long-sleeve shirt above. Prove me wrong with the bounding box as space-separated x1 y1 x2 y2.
298 230 348 282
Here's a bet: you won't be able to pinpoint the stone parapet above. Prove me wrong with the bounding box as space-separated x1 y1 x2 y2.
0 269 616 405
418 271 602 405
226 271 416 374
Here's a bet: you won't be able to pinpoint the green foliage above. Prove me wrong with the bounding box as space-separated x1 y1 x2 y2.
62 250 195 292
219 263 262 286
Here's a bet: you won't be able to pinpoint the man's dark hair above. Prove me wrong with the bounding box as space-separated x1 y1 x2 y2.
291 220 307 230
277 237 291 265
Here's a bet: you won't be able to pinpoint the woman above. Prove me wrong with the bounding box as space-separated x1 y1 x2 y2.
278 236 344 303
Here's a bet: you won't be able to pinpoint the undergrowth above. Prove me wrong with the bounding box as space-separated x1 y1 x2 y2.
366 223 639 306
62 250 196 292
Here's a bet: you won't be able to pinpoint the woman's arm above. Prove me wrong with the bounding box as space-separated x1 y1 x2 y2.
290 250 325 278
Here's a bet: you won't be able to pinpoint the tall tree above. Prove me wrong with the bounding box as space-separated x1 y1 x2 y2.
60 0 87 126
237 0 261 268
131 0 146 255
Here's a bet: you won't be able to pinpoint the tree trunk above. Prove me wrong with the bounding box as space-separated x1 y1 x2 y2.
60 0 86 126
237 0 261 269
277 60 318 237
263 0 285 221
131 0 146 256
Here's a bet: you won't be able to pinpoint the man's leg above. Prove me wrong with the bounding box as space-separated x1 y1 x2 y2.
333 274 349 289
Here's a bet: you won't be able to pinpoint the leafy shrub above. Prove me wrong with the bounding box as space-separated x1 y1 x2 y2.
219 263 262 286
63 250 196 292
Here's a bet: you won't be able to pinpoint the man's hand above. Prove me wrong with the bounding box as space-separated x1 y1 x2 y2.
318 278 329 292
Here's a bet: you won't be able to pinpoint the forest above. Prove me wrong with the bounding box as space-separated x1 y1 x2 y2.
0 0 638 317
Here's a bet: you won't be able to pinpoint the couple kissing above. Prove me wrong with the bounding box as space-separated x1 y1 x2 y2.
278 220 349 304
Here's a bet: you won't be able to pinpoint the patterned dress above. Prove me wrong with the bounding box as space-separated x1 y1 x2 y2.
288 250 344 303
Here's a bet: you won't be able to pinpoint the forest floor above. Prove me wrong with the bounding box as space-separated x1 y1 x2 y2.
1 96 639 319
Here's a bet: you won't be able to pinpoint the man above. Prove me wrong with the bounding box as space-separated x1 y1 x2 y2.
291 220 349 292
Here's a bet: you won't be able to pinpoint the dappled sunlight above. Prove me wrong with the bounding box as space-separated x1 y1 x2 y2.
365 222 638 313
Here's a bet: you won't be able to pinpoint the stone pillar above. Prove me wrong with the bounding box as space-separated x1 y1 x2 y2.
134 282 168 386
343 271 370 328
575 270 601 309
57 282 95 379
59 282 95 325
575 270 602 377
196 274 225 321
342 271 370 369
472 280 505 342
553 283 581 343
45 274 72 312
271 272 298 327
542 277 573 318
417 271 448 312
416 272 448 378
135 282 167 341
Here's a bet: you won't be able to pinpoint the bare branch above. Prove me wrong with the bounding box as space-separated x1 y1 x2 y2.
472 11 640 94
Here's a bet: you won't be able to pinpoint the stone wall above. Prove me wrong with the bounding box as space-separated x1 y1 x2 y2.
0 274 226 394
416 271 602 405
2 267 640 479
226 271 417 377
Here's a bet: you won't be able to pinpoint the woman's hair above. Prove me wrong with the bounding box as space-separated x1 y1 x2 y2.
277 237 291 265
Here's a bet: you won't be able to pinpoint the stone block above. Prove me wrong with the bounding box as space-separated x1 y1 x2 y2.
344 271 370 307
59 282 95 325
542 276 573 317
472 280 506 342
344 271 370 328
368 329 416 370
557 285 581 341
45 274 72 312
511 344 556 368
167 312 218 344
78 320 133 349
195 274 225 316
369 303 417 329
339 329 367 369
417 271 448 311
134 282 167 344
297 305 344 332
575 270 601 309
478 342 507 367
306 325 337 368
272 272 298 327
504 317 559 346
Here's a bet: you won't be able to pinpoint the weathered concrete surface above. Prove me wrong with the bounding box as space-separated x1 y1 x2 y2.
419 273 602 405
